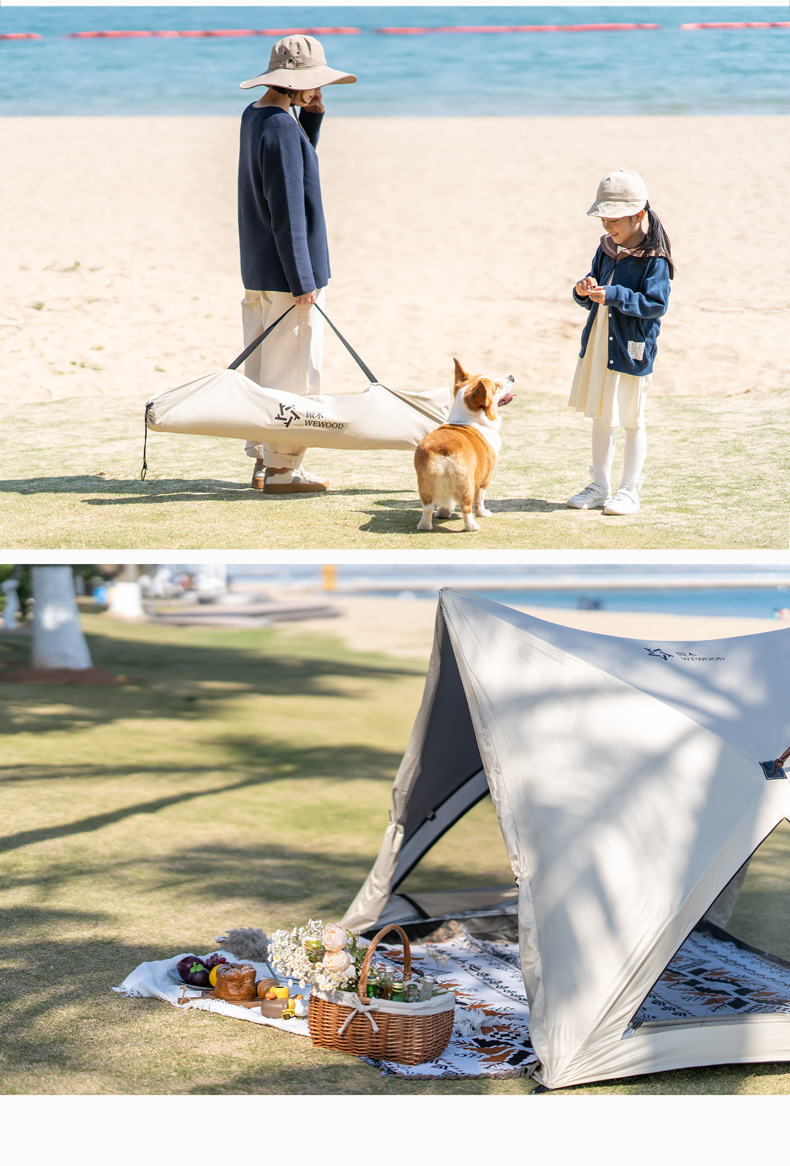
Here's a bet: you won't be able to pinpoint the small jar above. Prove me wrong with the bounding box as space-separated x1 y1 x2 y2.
391 980 404 1002
404 980 420 1003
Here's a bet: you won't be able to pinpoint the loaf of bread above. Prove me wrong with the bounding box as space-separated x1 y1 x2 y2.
256 977 278 998
214 963 257 1002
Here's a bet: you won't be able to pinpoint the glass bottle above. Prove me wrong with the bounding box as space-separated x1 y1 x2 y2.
419 975 435 1002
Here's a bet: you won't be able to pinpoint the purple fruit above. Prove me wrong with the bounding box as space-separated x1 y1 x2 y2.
176 955 211 986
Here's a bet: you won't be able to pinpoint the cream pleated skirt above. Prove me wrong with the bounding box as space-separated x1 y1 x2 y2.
569 301 651 428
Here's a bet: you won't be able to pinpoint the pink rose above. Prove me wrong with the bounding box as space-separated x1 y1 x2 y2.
322 949 352 975
322 924 348 952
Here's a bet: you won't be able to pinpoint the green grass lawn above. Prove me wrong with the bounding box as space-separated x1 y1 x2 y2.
2 615 789 1095
2 390 788 549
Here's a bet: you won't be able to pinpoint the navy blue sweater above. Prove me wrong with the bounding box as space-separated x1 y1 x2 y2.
573 248 671 376
238 104 330 296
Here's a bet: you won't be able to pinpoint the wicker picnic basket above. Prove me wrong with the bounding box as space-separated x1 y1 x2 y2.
307 924 455 1065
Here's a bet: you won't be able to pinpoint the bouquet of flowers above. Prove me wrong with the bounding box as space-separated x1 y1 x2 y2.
270 920 371 993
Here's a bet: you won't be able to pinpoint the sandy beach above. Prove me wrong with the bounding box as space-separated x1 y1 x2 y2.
264 588 787 659
2 115 789 407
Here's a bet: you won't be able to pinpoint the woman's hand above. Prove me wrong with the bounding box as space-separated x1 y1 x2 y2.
294 290 318 306
301 89 325 113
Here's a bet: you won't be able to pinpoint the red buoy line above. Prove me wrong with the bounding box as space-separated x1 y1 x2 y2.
377 24 662 34
7 22 788 41
65 27 361 39
680 21 790 30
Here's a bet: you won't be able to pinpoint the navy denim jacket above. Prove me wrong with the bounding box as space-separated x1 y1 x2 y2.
573 247 671 376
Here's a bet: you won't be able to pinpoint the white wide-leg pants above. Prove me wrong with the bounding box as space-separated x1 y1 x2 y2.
241 288 325 469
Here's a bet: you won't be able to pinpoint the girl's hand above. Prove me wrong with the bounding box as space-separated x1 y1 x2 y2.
294 290 318 306
575 276 598 298
587 285 607 304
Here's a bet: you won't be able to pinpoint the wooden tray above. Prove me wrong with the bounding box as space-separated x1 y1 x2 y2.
177 988 297 1018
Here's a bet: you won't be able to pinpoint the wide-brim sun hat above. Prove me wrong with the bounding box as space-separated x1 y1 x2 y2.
587 170 649 218
240 34 357 90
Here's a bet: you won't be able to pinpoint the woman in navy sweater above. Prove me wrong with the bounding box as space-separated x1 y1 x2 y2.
237 35 356 494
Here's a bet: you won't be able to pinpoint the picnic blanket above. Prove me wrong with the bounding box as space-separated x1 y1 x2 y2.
112 924 790 1079
112 933 537 1078
112 949 310 1037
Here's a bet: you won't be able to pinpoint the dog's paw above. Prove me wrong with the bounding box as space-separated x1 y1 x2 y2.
435 507 453 519
462 516 480 532
476 507 493 518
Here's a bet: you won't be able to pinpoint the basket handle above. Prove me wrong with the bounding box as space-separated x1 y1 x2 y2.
356 924 412 1005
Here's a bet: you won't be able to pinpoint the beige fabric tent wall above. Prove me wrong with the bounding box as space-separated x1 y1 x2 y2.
342 590 790 1089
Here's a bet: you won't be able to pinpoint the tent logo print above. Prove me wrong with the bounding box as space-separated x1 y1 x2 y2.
275 403 301 428
643 647 726 663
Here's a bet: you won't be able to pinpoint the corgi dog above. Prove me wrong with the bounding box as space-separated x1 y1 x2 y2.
414 359 515 532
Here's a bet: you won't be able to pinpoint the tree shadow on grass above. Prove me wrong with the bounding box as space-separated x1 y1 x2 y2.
0 742 402 858
0 631 422 737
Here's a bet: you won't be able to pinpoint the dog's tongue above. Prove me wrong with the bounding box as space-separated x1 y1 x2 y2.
497 390 516 407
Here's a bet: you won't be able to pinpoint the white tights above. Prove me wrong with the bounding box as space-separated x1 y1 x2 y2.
591 418 647 495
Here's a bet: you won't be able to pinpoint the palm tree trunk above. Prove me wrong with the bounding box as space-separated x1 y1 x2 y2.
31 566 93 670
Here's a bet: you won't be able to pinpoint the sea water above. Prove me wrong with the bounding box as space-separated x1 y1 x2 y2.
210 563 790 620
1 5 788 116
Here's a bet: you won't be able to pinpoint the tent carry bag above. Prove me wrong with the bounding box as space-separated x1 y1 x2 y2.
307 924 455 1065
141 306 451 479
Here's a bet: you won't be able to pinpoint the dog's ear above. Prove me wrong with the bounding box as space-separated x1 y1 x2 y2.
465 378 493 416
453 358 469 388
466 378 498 420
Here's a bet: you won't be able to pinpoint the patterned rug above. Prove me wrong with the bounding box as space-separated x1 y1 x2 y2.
369 932 536 1079
631 922 790 1028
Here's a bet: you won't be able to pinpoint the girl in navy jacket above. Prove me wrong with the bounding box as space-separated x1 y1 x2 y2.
567 170 673 516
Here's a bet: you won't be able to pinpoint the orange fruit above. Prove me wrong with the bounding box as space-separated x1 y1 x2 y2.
209 965 220 988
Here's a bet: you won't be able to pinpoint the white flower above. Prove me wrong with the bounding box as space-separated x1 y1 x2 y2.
322 924 348 952
322 948 352 975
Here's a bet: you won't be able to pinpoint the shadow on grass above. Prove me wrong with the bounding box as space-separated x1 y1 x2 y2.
85 485 413 507
358 495 568 533
0 741 402 858
0 629 422 738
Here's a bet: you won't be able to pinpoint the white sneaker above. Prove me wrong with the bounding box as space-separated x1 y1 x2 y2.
566 483 611 510
604 488 640 515
263 466 329 495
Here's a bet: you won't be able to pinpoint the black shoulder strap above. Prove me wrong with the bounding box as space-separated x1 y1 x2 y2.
227 305 295 370
314 304 378 385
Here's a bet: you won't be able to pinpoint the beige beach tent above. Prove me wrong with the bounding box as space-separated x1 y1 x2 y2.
342 590 790 1089
142 306 451 475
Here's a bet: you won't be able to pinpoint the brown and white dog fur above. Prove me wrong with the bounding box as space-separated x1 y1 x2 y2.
414 359 514 532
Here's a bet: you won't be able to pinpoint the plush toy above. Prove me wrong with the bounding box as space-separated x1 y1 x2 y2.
214 927 270 963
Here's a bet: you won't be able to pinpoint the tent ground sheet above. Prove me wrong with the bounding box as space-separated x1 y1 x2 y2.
112 926 790 1080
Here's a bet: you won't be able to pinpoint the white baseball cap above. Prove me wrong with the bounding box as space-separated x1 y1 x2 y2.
587 170 649 218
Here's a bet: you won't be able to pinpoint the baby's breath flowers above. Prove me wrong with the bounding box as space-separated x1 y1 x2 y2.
271 920 369 992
